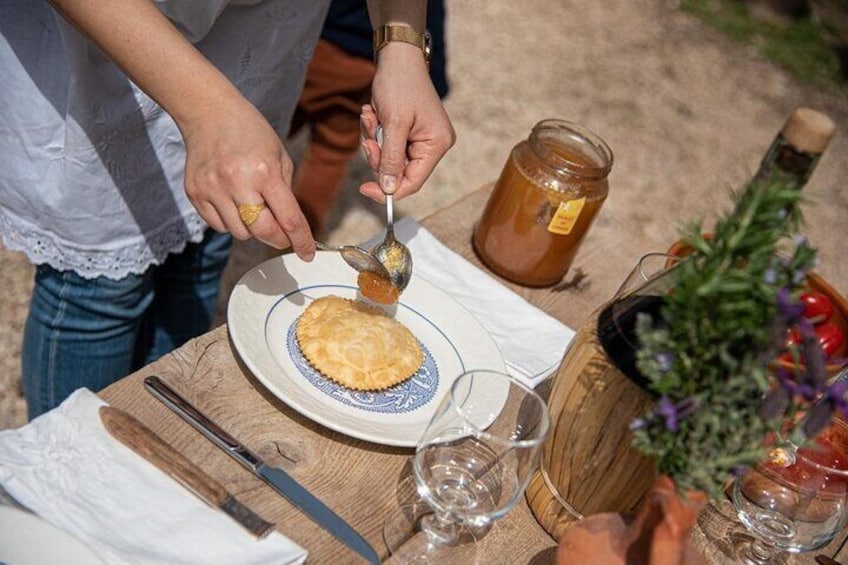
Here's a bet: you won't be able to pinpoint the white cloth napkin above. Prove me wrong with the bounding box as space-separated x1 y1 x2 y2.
364 217 575 386
0 389 307 565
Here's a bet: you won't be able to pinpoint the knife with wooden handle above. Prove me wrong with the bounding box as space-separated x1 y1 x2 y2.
99 406 274 539
144 375 381 564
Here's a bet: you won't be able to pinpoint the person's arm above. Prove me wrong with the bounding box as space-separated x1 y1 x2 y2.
48 0 315 259
365 0 427 31
361 0 455 200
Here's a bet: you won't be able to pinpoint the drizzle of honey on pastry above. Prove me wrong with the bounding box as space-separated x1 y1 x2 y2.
357 270 399 304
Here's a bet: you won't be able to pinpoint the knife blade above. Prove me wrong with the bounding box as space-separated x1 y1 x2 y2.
99 405 274 539
143 375 381 565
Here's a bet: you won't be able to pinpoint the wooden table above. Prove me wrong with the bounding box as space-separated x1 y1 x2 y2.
100 184 848 564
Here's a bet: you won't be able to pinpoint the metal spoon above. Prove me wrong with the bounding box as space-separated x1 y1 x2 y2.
315 241 391 280
370 125 414 291
370 193 413 291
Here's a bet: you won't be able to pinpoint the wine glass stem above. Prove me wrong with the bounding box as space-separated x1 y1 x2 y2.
419 511 460 546
746 538 775 564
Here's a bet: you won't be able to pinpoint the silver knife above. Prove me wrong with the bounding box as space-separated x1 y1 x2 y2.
144 375 381 565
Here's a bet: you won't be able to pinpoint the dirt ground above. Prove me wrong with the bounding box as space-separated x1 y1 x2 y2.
2 0 847 429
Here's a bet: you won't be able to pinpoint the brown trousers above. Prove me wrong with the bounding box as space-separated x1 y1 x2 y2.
290 39 376 235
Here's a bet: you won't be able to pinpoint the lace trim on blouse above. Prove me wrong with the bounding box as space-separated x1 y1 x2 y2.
0 209 207 280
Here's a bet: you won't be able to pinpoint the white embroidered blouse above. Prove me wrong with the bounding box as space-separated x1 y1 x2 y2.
0 0 329 279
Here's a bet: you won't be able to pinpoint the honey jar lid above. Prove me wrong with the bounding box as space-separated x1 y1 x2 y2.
781 107 836 154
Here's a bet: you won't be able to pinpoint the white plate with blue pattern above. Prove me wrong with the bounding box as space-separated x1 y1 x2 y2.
227 251 507 447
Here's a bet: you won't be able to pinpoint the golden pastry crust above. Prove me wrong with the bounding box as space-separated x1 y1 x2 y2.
295 296 424 391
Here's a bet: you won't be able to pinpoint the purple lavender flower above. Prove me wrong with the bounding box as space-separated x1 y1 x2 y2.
656 395 699 432
763 267 778 285
760 385 790 420
655 352 674 372
775 366 796 386
825 380 848 420
797 317 815 335
657 396 679 432
799 382 819 401
802 329 827 386
776 287 805 322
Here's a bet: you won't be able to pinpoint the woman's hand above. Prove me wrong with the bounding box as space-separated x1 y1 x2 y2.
48 0 315 261
359 41 455 201
179 95 315 260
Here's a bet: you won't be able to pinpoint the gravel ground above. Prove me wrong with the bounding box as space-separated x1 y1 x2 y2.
2 0 847 429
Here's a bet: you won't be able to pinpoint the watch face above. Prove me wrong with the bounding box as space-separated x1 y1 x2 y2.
423 30 432 61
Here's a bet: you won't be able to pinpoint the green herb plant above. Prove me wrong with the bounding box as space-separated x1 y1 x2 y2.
630 177 843 497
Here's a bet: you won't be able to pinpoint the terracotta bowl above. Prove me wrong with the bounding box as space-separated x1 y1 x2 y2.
664 237 848 378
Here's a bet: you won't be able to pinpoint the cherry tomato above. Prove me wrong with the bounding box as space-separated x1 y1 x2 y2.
784 327 802 347
779 327 804 364
800 291 835 324
778 350 799 365
815 321 846 359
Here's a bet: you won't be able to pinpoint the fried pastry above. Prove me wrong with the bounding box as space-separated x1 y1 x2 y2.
295 295 423 391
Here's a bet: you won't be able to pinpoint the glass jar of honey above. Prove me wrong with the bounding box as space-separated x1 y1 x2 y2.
472 119 613 287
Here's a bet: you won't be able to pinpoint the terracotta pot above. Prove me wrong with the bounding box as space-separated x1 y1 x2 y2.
555 476 708 565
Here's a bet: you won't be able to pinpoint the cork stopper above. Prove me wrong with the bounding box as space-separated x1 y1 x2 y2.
781 107 836 154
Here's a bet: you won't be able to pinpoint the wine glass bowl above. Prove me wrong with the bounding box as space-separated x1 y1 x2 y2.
734 463 848 554
384 369 550 561
730 419 848 563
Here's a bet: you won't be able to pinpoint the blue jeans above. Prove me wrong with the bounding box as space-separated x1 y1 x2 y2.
22 229 232 419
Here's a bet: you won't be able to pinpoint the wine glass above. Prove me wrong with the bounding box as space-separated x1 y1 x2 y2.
614 251 679 296
595 251 682 389
383 369 550 563
730 418 848 564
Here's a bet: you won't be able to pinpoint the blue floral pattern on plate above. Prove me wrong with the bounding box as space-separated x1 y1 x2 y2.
286 321 439 413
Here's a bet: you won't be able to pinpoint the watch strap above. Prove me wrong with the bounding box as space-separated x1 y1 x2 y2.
373 24 431 64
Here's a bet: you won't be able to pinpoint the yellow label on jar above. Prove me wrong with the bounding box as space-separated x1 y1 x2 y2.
547 197 586 235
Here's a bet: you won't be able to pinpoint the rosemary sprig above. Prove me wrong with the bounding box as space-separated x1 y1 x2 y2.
630 176 837 497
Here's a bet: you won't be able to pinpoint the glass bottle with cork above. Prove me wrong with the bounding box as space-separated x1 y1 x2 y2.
472 119 614 287
754 106 836 189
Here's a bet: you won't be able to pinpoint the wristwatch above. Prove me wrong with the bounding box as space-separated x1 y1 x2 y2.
373 24 431 64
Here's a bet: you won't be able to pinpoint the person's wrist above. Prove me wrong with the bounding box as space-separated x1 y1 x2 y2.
171 80 251 138
373 24 431 66
373 41 431 76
